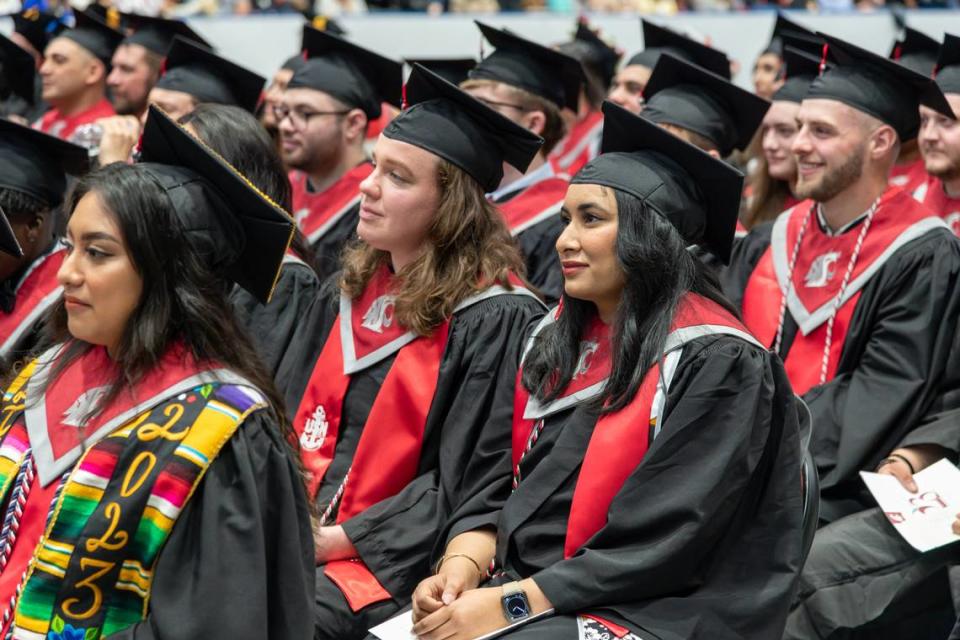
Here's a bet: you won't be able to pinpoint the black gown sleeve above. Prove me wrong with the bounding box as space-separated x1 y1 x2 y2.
803 232 960 516
516 217 564 306
339 295 545 600
107 412 315 640
718 222 773 311
229 261 321 378
530 338 803 639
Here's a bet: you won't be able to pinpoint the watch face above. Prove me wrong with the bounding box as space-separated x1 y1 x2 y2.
504 594 530 619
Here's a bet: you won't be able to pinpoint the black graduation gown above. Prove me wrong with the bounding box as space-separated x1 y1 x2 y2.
108 412 315 639
228 258 320 377
722 222 960 523
495 335 804 640
275 288 545 637
310 209 359 286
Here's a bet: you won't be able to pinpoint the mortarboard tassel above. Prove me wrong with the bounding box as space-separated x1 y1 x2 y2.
818 43 829 76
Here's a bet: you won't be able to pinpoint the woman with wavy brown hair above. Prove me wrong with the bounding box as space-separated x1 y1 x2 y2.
275 65 547 639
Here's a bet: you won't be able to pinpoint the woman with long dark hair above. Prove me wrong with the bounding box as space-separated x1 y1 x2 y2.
0 106 314 639
178 103 320 376
275 65 546 638
407 103 805 640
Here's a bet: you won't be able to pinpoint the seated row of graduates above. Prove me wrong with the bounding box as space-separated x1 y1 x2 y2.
0 57 806 640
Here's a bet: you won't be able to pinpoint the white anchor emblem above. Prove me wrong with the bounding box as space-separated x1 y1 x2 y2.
804 251 842 289
61 386 109 428
573 340 599 379
361 295 396 334
300 405 329 451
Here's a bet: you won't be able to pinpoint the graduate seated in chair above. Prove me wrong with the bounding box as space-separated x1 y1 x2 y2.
408 102 806 640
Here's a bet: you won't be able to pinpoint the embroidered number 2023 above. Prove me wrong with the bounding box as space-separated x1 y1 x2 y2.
62 558 114 620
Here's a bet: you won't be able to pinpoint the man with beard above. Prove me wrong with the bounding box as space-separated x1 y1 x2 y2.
278 25 401 283
917 33 960 236
722 34 960 638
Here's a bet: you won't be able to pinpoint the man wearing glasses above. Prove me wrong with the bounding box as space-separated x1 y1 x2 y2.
279 25 402 283
461 22 583 304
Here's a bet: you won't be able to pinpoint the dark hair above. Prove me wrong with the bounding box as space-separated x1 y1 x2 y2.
522 188 738 413
178 104 316 271
37 163 295 443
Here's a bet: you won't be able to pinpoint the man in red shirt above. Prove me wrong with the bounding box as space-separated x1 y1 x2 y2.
36 9 121 141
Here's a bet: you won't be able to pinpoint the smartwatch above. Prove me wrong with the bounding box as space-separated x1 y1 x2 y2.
501 581 532 623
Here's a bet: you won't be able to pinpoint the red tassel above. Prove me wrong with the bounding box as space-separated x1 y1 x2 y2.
401 82 408 110
301 49 308 61
893 44 902 61
819 43 829 75
159 56 167 77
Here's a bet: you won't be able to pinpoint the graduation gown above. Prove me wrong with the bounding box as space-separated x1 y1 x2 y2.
548 110 603 176
276 284 545 636
290 163 371 284
914 176 960 236
0 242 65 372
228 252 320 377
722 193 960 522
492 166 568 305
497 334 804 640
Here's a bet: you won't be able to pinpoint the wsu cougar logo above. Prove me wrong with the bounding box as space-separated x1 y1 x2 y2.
361 295 396 333
804 251 842 288
62 386 109 427
573 340 600 379
300 405 329 451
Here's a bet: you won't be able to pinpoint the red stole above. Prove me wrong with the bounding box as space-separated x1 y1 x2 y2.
916 176 960 237
22 342 226 486
35 98 115 141
293 266 535 611
549 110 603 176
742 188 946 395
889 157 929 199
0 246 65 359
496 176 570 237
290 163 373 245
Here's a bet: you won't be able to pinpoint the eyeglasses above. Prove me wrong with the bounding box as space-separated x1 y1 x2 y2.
473 96 530 113
273 105 350 129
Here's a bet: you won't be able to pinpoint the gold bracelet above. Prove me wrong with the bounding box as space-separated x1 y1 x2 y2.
435 553 483 578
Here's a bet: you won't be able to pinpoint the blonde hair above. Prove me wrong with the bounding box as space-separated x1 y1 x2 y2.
461 78 567 156
339 160 527 336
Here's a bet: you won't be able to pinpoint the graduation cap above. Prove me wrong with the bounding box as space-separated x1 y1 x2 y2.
627 19 731 80
137 105 295 303
642 53 770 157
120 13 211 55
469 21 583 112
305 14 346 37
934 33 960 96
572 101 743 263
153 36 265 113
281 53 307 73
0 117 90 207
0 32 36 104
764 12 816 57
12 8 68 55
570 19 622 88
0 206 23 259
890 26 939 77
772 45 822 104
404 58 476 87
808 32 953 141
58 9 124 67
384 64 543 193
286 25 402 119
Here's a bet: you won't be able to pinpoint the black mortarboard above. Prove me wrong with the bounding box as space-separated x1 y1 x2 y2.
0 32 36 104
469 21 583 111
627 19 730 80
0 206 22 258
58 9 124 67
0 118 89 207
404 58 476 87
642 53 770 156
890 26 939 77
764 12 816 57
808 32 952 140
12 8 68 55
154 36 265 113
384 64 543 193
282 53 306 73
772 45 822 104
934 33 960 96
572 101 743 263
570 19 622 88
121 13 210 55
306 14 346 37
137 106 295 303
286 25 402 119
